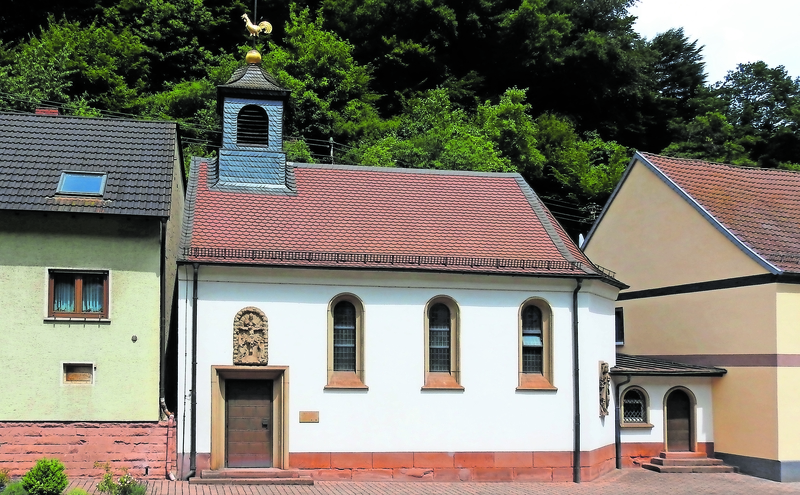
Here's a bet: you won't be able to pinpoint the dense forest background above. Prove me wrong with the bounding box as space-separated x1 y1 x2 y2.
2 0 799 236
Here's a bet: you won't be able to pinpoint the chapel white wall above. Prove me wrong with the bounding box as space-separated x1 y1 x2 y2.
177 266 618 454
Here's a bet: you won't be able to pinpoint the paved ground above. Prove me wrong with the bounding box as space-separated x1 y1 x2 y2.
64 469 800 495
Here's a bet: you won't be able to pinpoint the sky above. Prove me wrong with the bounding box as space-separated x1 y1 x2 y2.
629 0 800 85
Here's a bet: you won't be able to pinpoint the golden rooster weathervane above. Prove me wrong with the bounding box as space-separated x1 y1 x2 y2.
242 13 272 37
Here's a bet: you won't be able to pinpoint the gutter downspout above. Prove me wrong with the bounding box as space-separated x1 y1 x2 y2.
572 278 583 483
159 218 168 413
615 374 632 469
187 263 199 480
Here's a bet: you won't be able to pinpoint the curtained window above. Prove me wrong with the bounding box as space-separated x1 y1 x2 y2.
49 271 109 318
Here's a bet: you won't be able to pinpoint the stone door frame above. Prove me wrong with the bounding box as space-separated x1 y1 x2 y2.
210 365 289 470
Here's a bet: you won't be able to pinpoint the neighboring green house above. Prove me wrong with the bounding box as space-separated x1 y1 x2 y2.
0 111 184 478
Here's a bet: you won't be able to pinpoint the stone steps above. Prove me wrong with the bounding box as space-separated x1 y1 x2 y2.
641 452 737 474
650 457 724 466
191 469 313 485
190 478 314 485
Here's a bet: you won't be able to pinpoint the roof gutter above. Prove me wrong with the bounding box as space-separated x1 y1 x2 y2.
572 278 583 483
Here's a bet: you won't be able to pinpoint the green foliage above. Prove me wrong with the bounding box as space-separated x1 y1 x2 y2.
533 114 630 202
284 139 313 163
349 89 513 172
476 88 545 178
0 16 147 112
94 464 145 495
2 482 28 495
65 489 88 495
20 459 67 495
263 5 379 141
0 468 11 488
662 111 754 165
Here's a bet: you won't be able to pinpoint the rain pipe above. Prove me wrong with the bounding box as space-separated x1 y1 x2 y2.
572 278 583 483
615 374 632 469
187 263 199 480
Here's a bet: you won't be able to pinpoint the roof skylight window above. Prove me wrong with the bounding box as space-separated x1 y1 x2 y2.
57 172 107 196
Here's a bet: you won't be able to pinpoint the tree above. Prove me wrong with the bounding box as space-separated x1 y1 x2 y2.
0 17 148 112
348 89 513 171
262 5 380 141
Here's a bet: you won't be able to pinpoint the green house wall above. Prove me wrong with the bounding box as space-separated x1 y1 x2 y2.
0 211 162 421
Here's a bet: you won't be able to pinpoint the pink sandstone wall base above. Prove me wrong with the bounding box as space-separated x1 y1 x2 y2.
288 445 617 481
0 419 177 479
179 445 617 482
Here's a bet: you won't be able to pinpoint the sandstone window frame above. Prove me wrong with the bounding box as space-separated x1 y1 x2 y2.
621 386 653 428
325 293 367 390
517 297 556 390
422 295 463 390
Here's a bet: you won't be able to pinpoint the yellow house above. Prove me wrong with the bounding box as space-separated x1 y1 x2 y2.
584 151 800 482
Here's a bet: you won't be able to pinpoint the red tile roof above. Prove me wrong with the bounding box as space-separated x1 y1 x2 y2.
181 160 610 279
640 152 800 273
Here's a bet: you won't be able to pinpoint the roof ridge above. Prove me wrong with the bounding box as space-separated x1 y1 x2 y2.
0 112 178 126
640 151 800 177
291 162 521 178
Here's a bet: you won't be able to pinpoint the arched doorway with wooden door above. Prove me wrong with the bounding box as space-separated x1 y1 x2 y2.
664 387 696 452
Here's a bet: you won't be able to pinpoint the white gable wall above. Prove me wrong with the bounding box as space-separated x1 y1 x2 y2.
176 266 617 455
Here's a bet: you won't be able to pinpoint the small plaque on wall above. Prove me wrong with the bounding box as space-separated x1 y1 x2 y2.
299 411 319 423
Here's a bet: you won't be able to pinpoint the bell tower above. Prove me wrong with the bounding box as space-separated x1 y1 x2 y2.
217 49 291 188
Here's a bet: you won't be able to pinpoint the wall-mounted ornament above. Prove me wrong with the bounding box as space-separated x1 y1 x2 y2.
599 361 611 417
233 306 268 365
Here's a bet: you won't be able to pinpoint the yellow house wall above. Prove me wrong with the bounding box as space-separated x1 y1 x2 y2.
713 367 778 460
619 283 777 356
0 211 161 421
584 159 767 291
776 285 800 460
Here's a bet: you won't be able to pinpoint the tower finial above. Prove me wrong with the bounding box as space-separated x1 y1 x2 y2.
246 50 262 64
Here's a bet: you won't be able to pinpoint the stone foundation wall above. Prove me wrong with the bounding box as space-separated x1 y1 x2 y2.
284 445 616 482
0 418 177 479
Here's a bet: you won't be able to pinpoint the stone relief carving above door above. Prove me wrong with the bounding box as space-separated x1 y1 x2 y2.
233 306 268 365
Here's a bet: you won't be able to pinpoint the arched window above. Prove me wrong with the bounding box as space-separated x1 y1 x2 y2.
621 386 651 427
518 299 555 390
521 305 543 374
429 303 451 372
326 294 366 389
237 105 268 146
333 301 356 371
423 296 462 390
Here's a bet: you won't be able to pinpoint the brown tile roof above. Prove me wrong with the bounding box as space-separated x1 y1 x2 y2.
611 354 726 376
180 159 624 281
639 152 800 274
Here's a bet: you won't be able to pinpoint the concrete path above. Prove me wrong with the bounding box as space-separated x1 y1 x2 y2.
65 469 800 495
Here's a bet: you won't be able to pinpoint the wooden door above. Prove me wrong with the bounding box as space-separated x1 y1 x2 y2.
666 389 691 452
226 379 273 468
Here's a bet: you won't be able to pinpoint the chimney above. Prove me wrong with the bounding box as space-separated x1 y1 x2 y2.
35 107 60 116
